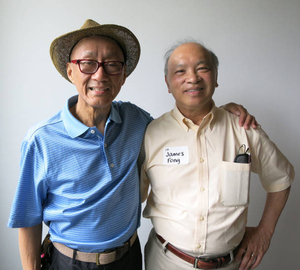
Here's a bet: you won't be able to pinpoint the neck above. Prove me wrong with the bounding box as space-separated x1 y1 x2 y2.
177 101 213 126
70 100 111 135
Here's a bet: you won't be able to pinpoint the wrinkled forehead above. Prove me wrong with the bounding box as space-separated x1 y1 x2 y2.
70 35 125 60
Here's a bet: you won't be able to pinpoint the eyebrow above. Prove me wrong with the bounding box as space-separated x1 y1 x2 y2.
173 60 208 68
194 60 209 66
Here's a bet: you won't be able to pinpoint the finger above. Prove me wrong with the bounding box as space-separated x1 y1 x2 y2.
226 104 242 116
250 254 257 267
239 250 254 270
242 114 254 130
251 254 263 269
219 103 239 114
251 117 259 129
235 247 246 262
238 109 248 127
232 104 242 116
251 118 257 129
245 253 260 270
244 256 255 270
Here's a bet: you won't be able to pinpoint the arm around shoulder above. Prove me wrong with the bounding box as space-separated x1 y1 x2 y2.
220 102 259 129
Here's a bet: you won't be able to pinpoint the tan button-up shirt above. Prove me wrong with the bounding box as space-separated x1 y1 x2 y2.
141 104 294 255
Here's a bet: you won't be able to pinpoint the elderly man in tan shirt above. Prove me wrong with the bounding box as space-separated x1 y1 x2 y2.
140 41 294 270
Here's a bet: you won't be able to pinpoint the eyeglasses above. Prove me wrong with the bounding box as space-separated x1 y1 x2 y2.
70 59 125 75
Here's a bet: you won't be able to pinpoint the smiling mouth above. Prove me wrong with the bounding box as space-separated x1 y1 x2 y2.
89 87 109 91
184 88 204 93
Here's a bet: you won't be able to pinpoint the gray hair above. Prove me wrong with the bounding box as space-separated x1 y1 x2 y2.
164 38 219 76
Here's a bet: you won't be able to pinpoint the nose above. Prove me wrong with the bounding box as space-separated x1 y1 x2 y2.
91 65 108 81
186 70 201 84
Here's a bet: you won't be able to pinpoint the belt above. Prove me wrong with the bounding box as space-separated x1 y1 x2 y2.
53 232 137 265
157 234 239 269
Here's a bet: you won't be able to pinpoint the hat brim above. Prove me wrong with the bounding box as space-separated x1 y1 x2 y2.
50 24 140 82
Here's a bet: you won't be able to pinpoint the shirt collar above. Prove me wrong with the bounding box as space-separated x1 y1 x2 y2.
109 102 122 124
62 95 122 138
171 101 217 132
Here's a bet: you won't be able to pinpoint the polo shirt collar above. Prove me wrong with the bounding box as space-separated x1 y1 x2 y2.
171 101 217 132
62 95 122 138
109 102 122 124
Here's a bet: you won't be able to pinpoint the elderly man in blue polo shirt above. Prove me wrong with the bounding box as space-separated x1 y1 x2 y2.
8 20 257 270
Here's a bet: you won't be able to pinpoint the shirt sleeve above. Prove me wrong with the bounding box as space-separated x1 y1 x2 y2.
139 138 150 203
140 165 150 203
248 127 294 192
7 136 48 228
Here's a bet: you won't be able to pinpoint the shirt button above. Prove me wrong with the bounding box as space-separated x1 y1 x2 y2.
200 158 204 163
200 187 205 192
197 244 201 249
91 130 95 134
199 216 204 221
104 143 107 148
110 163 114 168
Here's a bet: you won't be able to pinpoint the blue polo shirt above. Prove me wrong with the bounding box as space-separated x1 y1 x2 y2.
8 95 152 252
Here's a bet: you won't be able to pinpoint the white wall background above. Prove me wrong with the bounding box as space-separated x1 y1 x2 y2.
1 0 299 269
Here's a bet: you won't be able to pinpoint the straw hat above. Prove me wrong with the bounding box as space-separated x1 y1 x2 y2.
50 19 140 82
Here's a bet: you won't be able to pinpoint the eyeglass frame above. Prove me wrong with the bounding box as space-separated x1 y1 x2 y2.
70 59 125 75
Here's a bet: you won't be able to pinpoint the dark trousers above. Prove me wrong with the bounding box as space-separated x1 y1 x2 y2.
49 237 142 270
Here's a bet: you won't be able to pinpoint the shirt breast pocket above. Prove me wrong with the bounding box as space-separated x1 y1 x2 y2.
220 161 251 206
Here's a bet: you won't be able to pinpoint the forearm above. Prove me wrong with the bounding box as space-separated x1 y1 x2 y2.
19 223 42 270
258 187 291 236
235 187 291 269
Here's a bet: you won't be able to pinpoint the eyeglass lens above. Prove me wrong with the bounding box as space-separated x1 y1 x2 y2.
79 60 123 75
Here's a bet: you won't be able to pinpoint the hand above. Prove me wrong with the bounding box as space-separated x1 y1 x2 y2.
235 226 271 270
220 103 259 130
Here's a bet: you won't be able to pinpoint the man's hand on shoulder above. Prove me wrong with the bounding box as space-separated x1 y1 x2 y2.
220 102 259 130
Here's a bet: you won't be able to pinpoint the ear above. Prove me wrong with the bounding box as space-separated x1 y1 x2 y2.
121 65 127 86
215 71 219 88
66 63 75 84
165 75 171 93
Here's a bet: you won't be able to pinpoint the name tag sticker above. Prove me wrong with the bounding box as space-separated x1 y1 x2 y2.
163 146 189 165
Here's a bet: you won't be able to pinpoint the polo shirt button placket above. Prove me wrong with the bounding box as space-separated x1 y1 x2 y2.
90 129 100 139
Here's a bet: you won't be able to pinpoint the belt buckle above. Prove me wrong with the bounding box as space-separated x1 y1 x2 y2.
229 249 234 265
96 249 111 265
96 253 102 266
194 255 220 269
194 257 200 269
